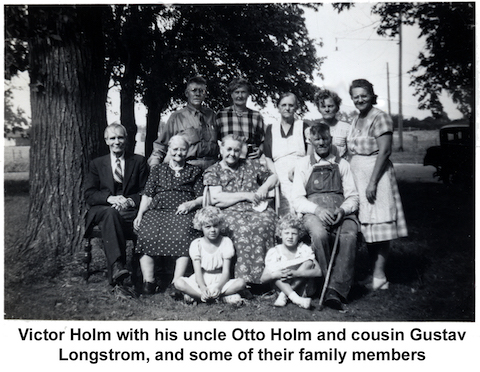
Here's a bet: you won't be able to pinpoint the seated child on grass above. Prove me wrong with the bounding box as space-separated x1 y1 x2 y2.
260 214 322 309
175 206 246 304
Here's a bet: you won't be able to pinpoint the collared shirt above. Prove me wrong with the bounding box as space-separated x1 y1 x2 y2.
216 106 265 146
148 104 217 165
308 119 351 158
110 153 125 178
292 152 359 215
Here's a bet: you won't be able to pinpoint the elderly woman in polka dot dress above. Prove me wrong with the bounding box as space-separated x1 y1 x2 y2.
134 135 204 295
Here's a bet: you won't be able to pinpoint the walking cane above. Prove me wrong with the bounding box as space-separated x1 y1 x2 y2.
318 224 342 310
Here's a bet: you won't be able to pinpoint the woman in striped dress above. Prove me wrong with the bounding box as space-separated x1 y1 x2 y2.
347 79 408 290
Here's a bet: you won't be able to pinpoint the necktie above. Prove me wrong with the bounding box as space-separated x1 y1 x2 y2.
114 158 123 184
197 111 206 127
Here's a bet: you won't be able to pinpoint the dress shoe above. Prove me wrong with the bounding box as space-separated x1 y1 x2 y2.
142 281 157 295
112 261 130 284
324 289 344 310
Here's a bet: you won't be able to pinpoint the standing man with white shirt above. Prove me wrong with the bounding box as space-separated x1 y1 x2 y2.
85 123 149 285
292 123 359 310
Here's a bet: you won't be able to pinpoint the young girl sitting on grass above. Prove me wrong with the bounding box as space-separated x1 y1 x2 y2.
260 214 322 309
175 206 246 304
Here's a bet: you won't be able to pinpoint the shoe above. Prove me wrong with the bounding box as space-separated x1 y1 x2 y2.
222 294 244 305
239 289 253 300
142 281 157 295
372 277 389 290
324 289 344 310
112 261 130 284
183 294 195 304
288 292 311 309
274 292 288 307
296 297 312 309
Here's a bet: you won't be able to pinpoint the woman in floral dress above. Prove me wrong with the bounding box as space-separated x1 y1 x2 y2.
203 135 278 286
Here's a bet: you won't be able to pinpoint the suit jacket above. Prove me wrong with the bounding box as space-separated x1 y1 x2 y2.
85 152 149 229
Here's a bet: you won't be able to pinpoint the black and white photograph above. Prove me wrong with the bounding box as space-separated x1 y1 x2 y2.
2 1 477 369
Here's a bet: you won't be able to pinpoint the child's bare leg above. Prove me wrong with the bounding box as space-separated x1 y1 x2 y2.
274 279 295 296
139 254 155 283
289 261 315 293
222 278 246 296
174 277 202 300
172 256 189 285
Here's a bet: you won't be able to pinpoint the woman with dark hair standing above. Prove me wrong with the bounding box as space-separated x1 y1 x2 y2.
347 79 408 290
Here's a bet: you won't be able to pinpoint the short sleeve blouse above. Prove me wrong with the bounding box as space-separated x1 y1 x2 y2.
264 242 315 271
189 236 235 272
347 107 393 156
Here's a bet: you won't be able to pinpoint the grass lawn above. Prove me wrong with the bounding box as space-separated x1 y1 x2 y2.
3 174 474 321
390 130 439 164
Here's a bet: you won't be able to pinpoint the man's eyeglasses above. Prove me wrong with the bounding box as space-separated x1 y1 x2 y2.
189 88 206 94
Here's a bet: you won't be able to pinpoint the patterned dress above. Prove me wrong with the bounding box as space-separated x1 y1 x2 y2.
347 107 408 243
135 163 203 257
203 159 277 284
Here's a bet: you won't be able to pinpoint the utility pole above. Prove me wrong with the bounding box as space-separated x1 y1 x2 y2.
387 62 392 116
398 9 404 151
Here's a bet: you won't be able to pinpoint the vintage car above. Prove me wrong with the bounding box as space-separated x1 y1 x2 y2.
423 123 473 184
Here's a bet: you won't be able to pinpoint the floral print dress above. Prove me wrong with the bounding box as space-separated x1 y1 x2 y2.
203 159 277 284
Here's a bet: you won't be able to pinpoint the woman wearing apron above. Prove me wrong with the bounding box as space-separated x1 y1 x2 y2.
263 93 312 216
347 79 408 290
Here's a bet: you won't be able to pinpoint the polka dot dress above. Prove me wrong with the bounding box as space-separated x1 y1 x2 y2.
136 163 203 257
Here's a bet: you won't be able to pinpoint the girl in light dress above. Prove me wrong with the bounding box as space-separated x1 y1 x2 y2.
260 214 322 309
175 206 246 304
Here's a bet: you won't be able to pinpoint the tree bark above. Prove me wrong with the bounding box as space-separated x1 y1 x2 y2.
120 73 137 153
21 6 108 276
144 92 163 158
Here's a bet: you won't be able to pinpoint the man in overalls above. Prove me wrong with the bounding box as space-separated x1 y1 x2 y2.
292 123 359 310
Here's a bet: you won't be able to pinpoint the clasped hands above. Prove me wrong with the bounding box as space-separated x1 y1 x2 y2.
107 195 134 211
271 267 304 282
315 206 345 226
200 286 221 302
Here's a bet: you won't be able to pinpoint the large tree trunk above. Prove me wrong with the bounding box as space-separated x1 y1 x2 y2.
20 6 108 277
118 6 144 153
145 104 161 159
144 88 165 158
120 74 137 153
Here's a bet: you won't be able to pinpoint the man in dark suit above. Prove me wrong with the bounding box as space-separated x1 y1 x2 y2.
85 123 149 285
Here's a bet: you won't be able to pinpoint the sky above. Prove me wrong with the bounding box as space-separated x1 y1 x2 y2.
301 3 463 121
7 2 466 127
